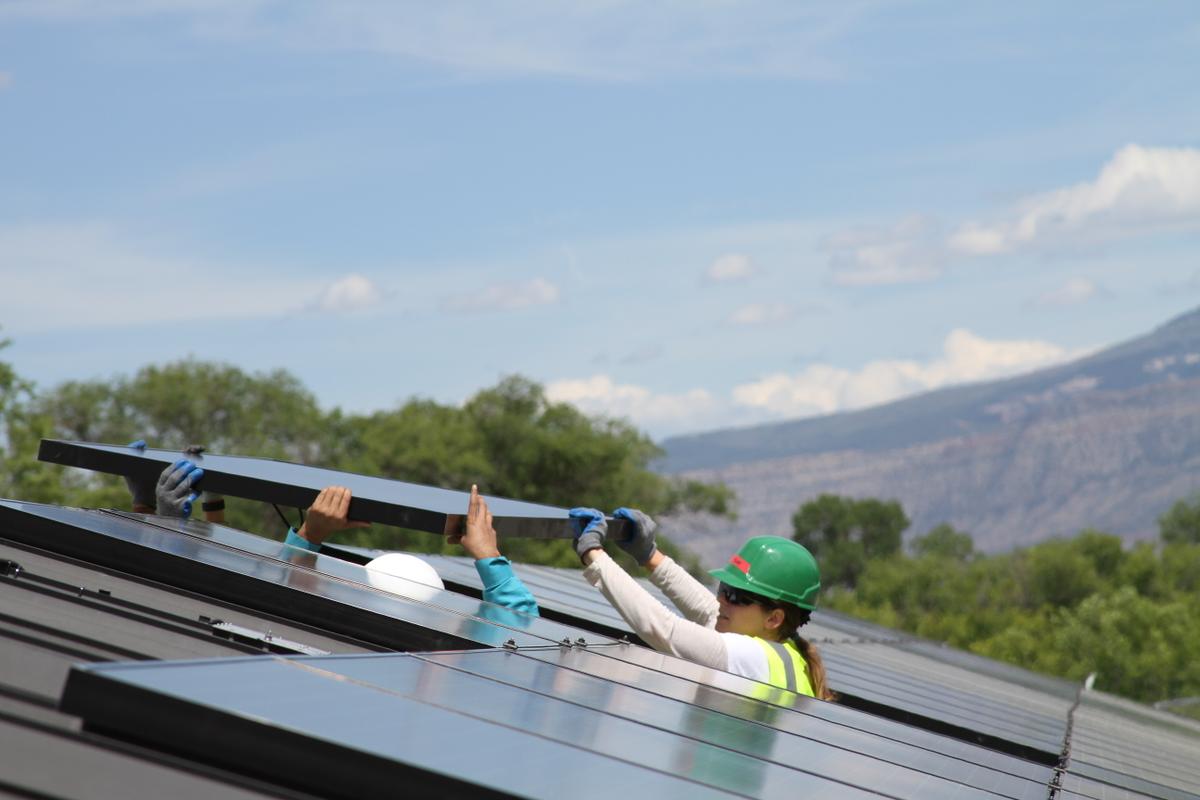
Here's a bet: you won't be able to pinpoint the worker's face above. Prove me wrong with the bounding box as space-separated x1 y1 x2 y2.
715 586 784 638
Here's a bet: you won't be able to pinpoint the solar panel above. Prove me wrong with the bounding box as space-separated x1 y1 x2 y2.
819 643 1068 757
0 501 611 651
61 655 876 800
38 439 633 540
413 649 1049 800
1065 692 1200 800
63 652 1054 800
514 642 1053 783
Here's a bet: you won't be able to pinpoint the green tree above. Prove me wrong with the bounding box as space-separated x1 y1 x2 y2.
1160 496 1200 545
910 523 975 561
791 494 908 589
974 588 1200 703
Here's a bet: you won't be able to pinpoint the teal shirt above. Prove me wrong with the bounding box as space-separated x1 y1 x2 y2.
284 529 539 616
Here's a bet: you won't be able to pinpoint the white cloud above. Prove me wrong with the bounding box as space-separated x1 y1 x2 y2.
949 144 1200 255
733 328 1073 417
545 374 721 435
310 273 382 313
441 277 559 313
0 222 323 333
705 253 756 283
728 302 793 326
824 215 944 286
0 2 858 81
1032 277 1104 308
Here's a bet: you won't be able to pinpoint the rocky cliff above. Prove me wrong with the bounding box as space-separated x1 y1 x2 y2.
659 308 1200 560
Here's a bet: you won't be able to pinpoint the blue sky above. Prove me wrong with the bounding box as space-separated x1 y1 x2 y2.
1 2 1198 438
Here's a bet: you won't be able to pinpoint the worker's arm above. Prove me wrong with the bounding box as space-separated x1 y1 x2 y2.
582 550 727 668
452 485 539 616
474 557 539 616
611 507 719 626
645 553 720 627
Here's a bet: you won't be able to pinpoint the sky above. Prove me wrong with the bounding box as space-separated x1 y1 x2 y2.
1 1 1198 440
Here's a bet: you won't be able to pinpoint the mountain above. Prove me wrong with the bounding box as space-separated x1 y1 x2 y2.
658 307 1200 562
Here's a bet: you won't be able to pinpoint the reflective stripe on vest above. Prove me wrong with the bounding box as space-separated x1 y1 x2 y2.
754 638 814 697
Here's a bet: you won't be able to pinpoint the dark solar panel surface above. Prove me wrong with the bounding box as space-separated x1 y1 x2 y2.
66 653 1054 800
62 657 774 800
0 501 609 651
38 438 628 539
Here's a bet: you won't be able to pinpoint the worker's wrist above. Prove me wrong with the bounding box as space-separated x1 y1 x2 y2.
641 549 665 571
132 502 155 514
295 523 328 546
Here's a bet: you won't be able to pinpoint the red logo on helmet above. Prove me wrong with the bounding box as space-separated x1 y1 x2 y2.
730 555 751 574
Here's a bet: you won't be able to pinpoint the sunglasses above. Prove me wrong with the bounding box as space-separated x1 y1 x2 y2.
717 583 774 608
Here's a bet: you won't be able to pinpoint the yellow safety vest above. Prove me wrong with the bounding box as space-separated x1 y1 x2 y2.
753 638 814 698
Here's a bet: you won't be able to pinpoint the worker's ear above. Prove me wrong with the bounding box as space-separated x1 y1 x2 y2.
765 607 785 631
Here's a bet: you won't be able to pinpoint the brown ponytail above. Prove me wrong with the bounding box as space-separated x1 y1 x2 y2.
778 606 836 702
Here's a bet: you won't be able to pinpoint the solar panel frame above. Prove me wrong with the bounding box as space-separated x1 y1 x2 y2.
38 439 633 540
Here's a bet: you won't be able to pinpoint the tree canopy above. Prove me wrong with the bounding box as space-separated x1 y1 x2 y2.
791 493 909 589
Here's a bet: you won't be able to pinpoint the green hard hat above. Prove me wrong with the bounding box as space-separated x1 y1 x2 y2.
709 536 821 610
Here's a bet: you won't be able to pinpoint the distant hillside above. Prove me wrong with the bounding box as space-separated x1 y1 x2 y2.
658 307 1200 561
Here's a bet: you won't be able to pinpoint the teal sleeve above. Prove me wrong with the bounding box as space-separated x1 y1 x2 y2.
284 528 321 553
475 556 539 617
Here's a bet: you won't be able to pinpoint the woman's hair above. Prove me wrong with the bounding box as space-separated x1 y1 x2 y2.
776 605 835 702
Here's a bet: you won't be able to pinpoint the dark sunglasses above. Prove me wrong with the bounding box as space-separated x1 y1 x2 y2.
718 583 774 608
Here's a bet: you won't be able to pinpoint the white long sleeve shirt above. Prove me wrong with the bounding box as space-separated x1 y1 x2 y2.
583 551 777 684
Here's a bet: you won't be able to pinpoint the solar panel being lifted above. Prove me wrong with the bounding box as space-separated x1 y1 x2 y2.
38 438 632 540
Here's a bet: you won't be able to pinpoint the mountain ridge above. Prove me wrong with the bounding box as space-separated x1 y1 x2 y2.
657 307 1200 561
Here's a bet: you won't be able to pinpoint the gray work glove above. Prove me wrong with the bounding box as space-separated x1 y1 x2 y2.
155 459 205 517
569 507 607 560
613 507 657 565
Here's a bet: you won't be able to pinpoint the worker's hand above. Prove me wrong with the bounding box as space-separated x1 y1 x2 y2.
569 507 607 561
182 444 225 522
297 486 369 546
451 484 501 560
155 459 205 518
613 507 658 566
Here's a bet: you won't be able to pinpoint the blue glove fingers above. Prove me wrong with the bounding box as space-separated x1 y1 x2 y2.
568 507 605 535
181 492 199 518
127 439 147 450
613 507 636 540
166 460 199 491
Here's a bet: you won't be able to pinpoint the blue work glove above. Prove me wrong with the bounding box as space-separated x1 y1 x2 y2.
155 459 205 517
613 507 658 565
569 507 607 560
